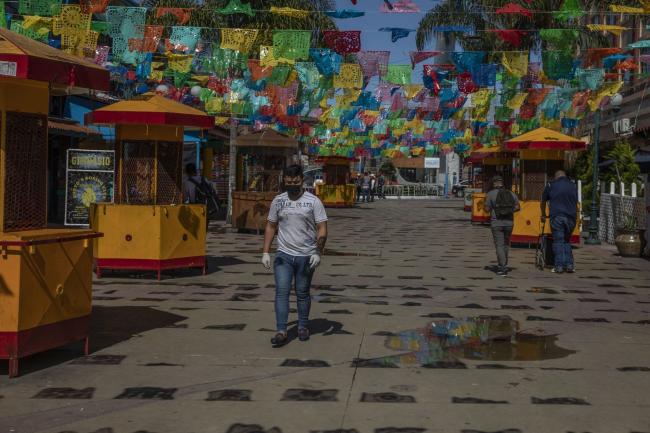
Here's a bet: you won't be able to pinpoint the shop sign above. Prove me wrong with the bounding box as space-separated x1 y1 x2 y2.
65 149 115 226
0 61 17 77
424 157 440 169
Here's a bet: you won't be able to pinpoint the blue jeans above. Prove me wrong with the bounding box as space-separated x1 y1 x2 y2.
274 251 314 331
551 215 576 270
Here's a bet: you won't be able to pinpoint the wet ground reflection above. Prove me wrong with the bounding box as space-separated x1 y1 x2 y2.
372 316 575 367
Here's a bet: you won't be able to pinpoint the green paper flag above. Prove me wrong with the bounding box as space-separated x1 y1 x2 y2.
0 1 6 28
543 51 574 80
273 30 311 61
91 21 110 34
269 65 291 85
218 0 254 16
18 0 61 16
540 29 578 52
553 0 584 21
384 64 412 85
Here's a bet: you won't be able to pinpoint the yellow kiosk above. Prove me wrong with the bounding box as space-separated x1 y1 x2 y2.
504 128 585 245
231 129 298 231
468 146 514 224
86 95 213 279
315 156 356 207
0 29 109 376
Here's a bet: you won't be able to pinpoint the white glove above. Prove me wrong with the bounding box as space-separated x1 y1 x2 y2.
262 253 271 269
309 254 321 269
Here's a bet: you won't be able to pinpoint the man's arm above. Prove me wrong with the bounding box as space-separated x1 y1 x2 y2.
263 221 278 253
483 193 492 213
513 193 521 212
316 221 328 254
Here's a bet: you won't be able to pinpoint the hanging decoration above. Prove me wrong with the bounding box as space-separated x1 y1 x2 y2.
220 28 259 54
218 0 254 16
540 29 578 52
129 25 163 53
333 64 363 89
80 0 109 14
323 30 361 54
156 8 192 25
380 0 420 13
553 0 584 21
273 30 311 61
542 51 574 80
169 26 201 53
325 10 364 18
501 52 529 78
270 6 309 18
106 7 146 60
489 29 525 47
409 51 439 68
384 64 412 85
19 0 61 17
451 52 486 73
495 3 532 18
355 51 390 78
586 24 628 36
379 27 415 42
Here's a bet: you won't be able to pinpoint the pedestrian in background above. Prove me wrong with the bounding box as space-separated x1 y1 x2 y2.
370 174 377 202
541 170 578 273
362 172 371 203
484 176 520 276
262 165 328 347
355 173 363 203
377 173 386 199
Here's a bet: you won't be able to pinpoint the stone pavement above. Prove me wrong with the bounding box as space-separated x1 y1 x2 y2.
1 200 650 433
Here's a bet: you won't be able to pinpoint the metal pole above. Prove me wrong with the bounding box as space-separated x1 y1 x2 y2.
585 109 601 245
226 118 237 225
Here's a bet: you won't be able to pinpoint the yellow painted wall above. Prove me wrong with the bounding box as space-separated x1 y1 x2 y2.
90 203 206 261
0 229 94 332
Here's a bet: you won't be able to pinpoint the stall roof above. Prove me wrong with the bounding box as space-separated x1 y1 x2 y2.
0 28 109 91
505 127 586 150
86 94 213 129
48 119 100 137
234 129 298 148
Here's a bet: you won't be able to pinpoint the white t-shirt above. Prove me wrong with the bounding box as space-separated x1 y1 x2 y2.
267 192 328 257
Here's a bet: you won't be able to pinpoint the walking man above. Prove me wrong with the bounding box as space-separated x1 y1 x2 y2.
362 172 371 203
541 170 578 273
484 176 520 276
377 173 386 199
262 165 328 347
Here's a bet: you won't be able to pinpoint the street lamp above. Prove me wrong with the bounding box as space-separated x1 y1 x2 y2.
585 93 623 245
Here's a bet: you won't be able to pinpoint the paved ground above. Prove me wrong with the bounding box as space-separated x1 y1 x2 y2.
1 200 650 433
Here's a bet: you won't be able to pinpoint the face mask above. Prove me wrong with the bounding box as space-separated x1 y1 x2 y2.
285 185 301 194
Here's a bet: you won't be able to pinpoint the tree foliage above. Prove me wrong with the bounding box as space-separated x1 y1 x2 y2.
603 139 641 188
416 0 639 52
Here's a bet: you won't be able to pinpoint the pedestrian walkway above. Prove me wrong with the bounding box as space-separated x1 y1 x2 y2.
1 201 649 433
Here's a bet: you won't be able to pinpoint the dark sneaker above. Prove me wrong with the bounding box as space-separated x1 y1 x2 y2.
271 332 288 347
552 268 564 274
298 327 310 341
566 267 575 273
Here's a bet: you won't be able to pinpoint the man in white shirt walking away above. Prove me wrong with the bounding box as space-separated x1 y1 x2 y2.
262 165 328 347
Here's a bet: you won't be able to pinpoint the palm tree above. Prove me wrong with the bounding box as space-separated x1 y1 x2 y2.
415 0 639 53
149 0 337 52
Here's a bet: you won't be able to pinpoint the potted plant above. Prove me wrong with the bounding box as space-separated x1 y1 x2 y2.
615 213 642 257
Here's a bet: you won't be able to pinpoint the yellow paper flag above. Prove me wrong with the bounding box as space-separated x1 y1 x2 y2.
609 5 646 13
587 24 628 37
403 84 423 99
502 52 528 78
270 6 309 18
507 92 528 110
587 81 623 111
220 28 259 54
333 64 363 89
22 16 52 30
167 53 194 73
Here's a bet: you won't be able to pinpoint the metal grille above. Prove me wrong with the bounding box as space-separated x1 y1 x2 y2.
155 141 182 205
119 141 155 204
521 160 563 200
599 193 646 244
3 111 48 232
118 141 181 205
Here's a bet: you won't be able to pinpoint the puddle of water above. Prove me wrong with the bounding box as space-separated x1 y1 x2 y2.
371 316 575 367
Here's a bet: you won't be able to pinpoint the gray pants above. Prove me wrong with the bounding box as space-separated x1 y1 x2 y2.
491 224 513 269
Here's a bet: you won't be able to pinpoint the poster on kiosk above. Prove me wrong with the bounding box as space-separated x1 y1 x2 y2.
65 149 115 226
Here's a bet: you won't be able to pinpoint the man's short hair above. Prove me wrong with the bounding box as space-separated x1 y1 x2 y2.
492 175 504 184
555 170 566 179
185 163 197 175
284 164 303 178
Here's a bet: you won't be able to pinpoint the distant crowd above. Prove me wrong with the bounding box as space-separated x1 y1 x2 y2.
353 172 386 203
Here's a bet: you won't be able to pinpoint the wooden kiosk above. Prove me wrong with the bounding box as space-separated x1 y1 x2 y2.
315 156 355 207
86 95 213 279
231 129 298 231
0 29 109 376
504 128 585 244
468 146 515 224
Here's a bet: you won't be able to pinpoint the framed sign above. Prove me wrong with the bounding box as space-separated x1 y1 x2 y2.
65 149 115 226
424 157 440 169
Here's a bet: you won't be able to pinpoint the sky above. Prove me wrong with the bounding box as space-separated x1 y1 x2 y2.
333 0 442 83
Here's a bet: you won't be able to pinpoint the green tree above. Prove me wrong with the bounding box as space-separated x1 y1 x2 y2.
149 0 337 52
416 0 639 52
603 139 641 189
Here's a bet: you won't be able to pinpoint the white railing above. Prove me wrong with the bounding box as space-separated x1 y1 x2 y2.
383 184 443 198
598 181 647 244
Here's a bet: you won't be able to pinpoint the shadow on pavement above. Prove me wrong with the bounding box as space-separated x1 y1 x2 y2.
0 306 186 377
